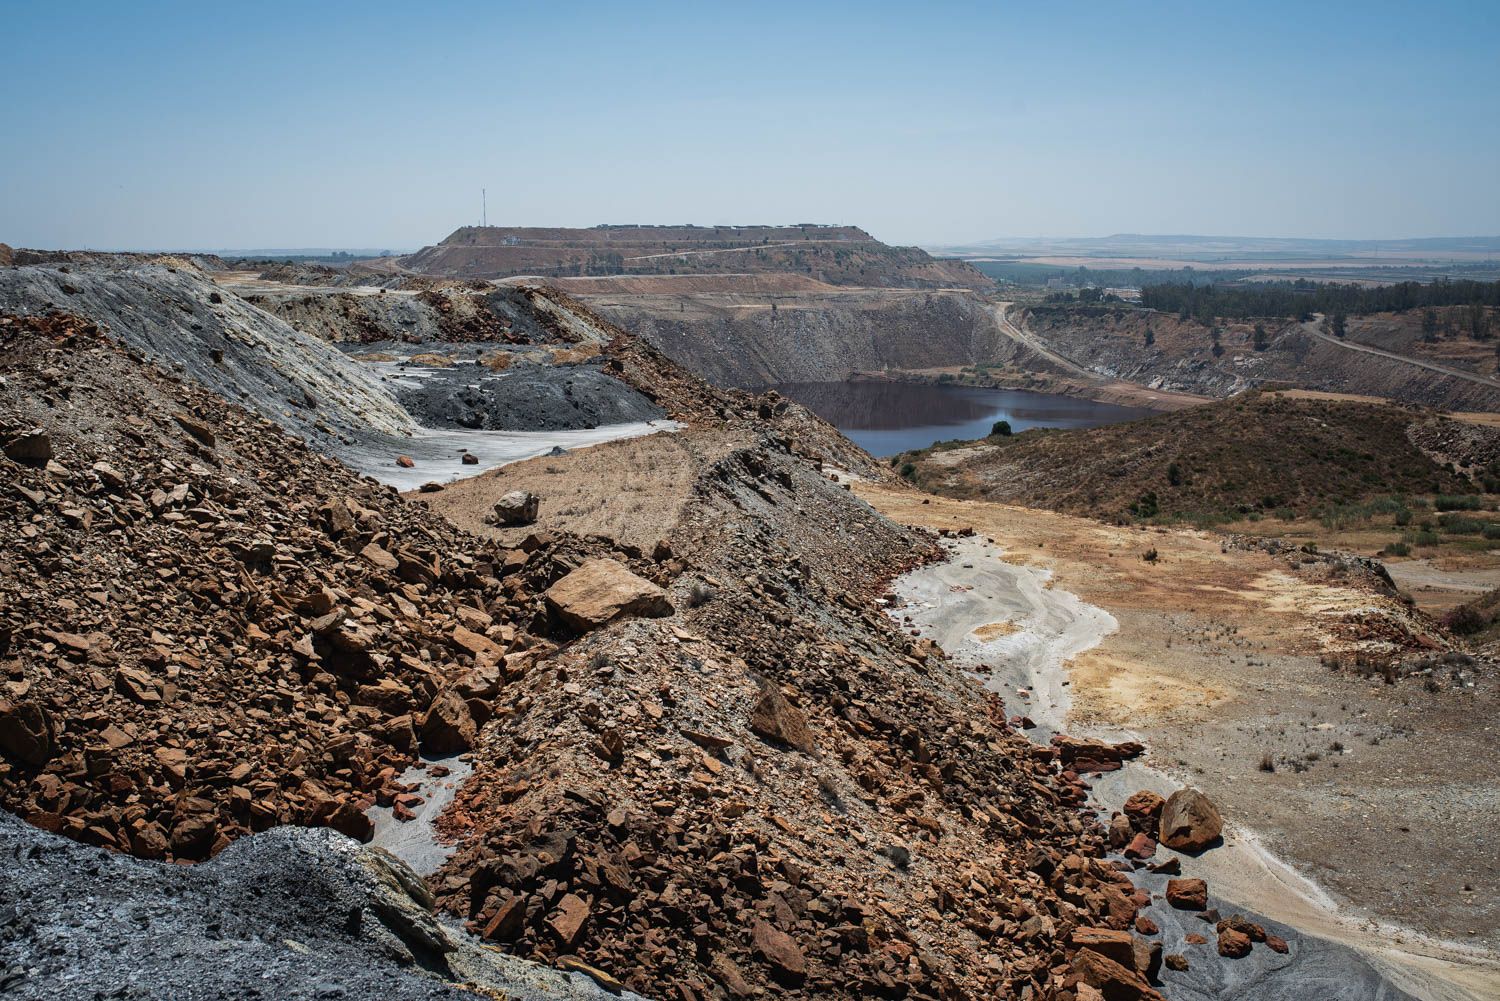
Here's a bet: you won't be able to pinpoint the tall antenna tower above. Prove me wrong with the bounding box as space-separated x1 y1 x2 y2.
482 188 487 228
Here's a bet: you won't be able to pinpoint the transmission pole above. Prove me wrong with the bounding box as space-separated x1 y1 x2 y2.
482 189 487 228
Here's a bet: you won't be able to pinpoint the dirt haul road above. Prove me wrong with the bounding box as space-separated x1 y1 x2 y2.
1303 316 1500 390
863 484 1500 1001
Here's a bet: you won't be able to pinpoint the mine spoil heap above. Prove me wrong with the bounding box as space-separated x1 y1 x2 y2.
2 309 1158 1000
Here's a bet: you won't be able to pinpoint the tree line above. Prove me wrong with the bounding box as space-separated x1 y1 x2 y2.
1140 278 1500 322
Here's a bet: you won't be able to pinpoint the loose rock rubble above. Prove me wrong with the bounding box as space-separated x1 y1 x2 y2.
0 312 665 864
1 305 1199 1001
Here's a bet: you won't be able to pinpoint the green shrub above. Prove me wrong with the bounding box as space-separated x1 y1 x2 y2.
1404 529 1442 546
1130 491 1159 519
1394 508 1413 526
1381 541 1411 556
899 462 916 479
990 420 1013 437
1436 494 1482 511
1439 514 1485 534
1485 524 1500 540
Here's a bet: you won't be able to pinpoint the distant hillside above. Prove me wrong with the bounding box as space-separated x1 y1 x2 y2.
396 224 991 289
933 233 1500 261
898 392 1478 523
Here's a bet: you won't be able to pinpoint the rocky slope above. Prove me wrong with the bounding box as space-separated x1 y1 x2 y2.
583 289 1050 387
0 261 417 446
1015 305 1500 412
0 292 1166 1001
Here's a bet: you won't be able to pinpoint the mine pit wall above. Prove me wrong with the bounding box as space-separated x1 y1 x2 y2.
583 290 1032 387
1018 306 1500 412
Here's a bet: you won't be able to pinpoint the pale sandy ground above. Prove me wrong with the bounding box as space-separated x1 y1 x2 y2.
411 428 740 551
860 484 1500 999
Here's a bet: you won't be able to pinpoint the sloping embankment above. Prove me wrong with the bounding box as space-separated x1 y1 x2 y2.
582 288 1059 387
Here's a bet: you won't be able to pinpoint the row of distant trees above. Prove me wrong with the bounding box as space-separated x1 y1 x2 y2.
1141 278 1500 323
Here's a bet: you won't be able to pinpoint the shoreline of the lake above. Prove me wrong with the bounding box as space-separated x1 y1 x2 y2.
768 380 1156 456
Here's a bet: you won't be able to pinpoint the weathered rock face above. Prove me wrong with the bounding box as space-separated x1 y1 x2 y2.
587 288 1013 387
542 558 673 631
1158 788 1223 853
490 490 540 527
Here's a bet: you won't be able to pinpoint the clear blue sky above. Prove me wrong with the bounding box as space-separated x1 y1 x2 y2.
3 0 1497 251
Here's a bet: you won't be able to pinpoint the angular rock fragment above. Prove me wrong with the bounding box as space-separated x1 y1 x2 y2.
543 557 673 631
748 684 815 754
490 490 540 527
1165 877 1208 911
1159 787 1223 853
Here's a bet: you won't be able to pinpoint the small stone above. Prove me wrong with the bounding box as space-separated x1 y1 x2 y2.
5 429 53 463
395 455 415 468
547 893 590 946
1166 878 1208 911
490 490 540 527
1217 927 1252 958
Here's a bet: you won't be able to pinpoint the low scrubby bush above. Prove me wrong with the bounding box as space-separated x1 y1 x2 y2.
1439 513 1485 534
1436 494 1482 511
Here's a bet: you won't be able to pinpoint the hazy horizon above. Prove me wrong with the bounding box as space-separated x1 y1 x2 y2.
5 0 1498 250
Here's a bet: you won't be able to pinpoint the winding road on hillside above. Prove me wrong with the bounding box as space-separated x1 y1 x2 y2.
991 301 1101 379
1302 316 1500 390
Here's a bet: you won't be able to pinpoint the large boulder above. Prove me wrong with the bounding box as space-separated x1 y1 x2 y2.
419 687 477 754
543 558 673 632
490 490 540 527
1158 787 1223 853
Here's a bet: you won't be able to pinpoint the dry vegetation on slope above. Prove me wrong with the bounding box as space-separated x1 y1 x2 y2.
898 392 1478 525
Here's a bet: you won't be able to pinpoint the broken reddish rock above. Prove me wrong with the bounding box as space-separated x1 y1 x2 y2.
0 699 56 765
748 684 816 754
547 892 591 947
1071 926 1136 967
1071 947 1165 1001
1166 878 1208 911
1217 927 1253 958
751 920 807 982
1051 734 1145 773
1123 831 1157 860
1123 789 1166 826
395 455 415 468
1159 787 1223 853
543 557 674 631
419 688 477 755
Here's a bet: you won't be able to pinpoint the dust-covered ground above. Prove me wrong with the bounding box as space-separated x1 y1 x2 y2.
859 485 1500 984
